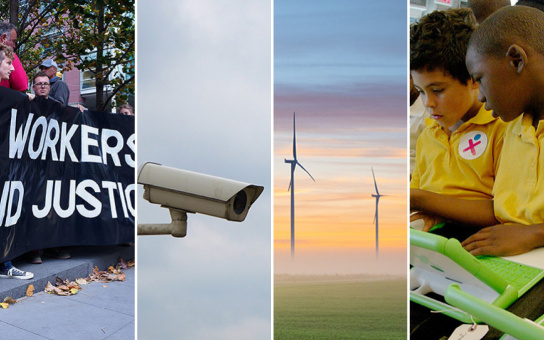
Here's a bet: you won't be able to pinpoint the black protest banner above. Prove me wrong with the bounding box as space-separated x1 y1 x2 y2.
0 86 135 262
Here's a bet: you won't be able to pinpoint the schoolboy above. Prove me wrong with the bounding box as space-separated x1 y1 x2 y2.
462 5 544 255
413 6 544 256
410 9 507 231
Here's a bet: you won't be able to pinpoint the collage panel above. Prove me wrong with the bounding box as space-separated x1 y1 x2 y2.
274 0 407 339
0 1 135 339
410 0 544 339
136 0 271 339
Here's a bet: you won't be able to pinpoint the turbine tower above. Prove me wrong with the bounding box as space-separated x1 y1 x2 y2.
285 112 315 259
371 167 384 258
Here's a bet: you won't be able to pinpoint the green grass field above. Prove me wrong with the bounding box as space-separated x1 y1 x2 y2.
274 276 407 339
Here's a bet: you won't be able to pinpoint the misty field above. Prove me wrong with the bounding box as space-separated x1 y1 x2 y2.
274 276 406 340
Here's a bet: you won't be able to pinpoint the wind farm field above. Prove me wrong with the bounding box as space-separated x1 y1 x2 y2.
274 275 406 339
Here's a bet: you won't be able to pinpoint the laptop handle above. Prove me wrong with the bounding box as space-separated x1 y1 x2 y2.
445 284 544 340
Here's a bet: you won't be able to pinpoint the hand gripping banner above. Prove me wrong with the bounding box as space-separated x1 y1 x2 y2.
0 87 135 262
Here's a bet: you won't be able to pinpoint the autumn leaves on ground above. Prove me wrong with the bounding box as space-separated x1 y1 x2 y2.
0 258 134 309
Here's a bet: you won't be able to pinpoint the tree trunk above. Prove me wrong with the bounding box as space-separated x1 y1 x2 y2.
9 0 18 30
95 0 105 111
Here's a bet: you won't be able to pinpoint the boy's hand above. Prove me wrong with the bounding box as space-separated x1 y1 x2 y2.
462 224 544 256
410 189 497 227
410 212 444 232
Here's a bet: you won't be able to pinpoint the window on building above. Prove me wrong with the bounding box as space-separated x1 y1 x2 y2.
81 70 96 90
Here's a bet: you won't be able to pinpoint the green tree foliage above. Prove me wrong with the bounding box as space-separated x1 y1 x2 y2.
54 0 134 110
1 0 134 111
0 0 62 71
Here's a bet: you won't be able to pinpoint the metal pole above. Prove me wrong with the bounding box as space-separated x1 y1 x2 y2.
138 210 188 238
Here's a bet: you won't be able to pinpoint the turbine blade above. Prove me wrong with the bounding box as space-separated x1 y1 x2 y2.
293 113 297 160
296 161 315 182
371 167 380 195
288 178 292 191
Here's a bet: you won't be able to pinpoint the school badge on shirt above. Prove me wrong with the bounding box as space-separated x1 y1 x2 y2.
458 131 487 160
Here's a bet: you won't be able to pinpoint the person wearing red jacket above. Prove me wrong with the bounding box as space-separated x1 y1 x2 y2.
0 22 28 92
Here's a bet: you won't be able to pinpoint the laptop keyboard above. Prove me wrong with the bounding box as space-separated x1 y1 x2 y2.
479 256 543 290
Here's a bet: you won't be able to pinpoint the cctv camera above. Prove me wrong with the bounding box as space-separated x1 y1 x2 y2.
138 162 264 222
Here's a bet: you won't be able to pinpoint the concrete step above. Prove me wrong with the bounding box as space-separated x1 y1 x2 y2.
0 245 134 301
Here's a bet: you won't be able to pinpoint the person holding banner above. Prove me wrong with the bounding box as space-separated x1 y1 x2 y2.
0 22 28 92
39 58 70 105
0 43 33 279
0 43 14 81
25 72 73 264
31 71 52 99
118 103 134 116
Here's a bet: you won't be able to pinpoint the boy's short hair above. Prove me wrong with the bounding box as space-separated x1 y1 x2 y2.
0 43 13 63
469 6 544 56
33 71 49 84
410 8 478 84
516 0 544 13
468 0 510 23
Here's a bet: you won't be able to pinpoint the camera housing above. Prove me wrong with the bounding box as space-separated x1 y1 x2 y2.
138 162 264 222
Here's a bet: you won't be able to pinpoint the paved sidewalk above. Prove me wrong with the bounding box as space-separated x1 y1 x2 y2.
0 245 135 339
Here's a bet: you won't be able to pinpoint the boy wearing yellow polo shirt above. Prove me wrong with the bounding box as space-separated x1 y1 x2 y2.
413 6 544 256
410 9 507 231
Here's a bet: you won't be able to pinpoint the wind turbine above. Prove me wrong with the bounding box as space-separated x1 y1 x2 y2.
285 112 315 259
371 167 384 258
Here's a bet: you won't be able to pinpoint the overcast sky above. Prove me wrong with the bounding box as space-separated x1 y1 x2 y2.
136 1 271 339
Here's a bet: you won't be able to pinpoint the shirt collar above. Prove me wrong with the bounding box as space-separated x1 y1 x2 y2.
424 105 496 132
468 105 496 125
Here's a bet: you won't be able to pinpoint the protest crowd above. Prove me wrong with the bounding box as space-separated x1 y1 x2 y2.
0 21 134 280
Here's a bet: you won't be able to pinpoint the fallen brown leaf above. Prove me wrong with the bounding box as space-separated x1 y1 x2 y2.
3 297 16 304
45 281 60 294
58 285 70 291
76 278 90 285
26 284 34 297
118 258 128 269
44 281 54 291
45 280 79 296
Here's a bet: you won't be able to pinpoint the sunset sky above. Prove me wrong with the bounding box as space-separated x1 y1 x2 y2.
274 0 407 275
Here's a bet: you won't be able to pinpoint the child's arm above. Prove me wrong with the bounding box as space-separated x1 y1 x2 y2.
462 224 544 256
410 211 444 232
410 188 498 227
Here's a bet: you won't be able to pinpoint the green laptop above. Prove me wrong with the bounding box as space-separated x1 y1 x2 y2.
410 229 544 324
446 284 544 340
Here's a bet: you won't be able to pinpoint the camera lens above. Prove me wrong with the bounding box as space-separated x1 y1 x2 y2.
233 190 247 214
